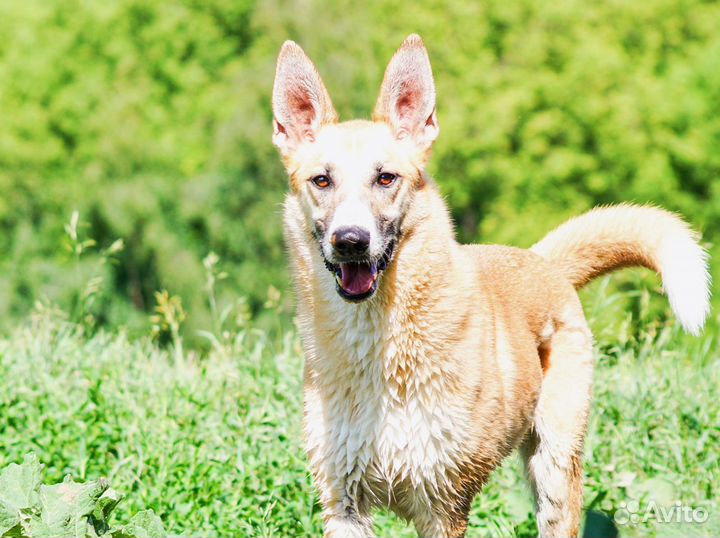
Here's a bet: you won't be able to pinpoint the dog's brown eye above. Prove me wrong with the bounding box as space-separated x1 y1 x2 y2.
312 175 331 189
377 172 397 187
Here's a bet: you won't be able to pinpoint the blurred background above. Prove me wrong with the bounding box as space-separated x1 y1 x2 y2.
1 0 719 344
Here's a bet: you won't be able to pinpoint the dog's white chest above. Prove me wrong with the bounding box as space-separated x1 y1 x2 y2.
309 301 468 504
368 395 465 495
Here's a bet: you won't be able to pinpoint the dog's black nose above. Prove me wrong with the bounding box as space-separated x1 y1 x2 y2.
331 226 370 257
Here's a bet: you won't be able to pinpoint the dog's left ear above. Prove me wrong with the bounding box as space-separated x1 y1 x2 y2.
373 34 439 150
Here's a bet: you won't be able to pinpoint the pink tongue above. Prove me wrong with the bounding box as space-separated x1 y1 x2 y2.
340 262 378 295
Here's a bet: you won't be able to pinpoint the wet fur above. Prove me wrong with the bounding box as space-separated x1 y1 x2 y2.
273 36 710 538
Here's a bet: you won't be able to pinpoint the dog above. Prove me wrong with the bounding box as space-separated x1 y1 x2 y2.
270 34 711 538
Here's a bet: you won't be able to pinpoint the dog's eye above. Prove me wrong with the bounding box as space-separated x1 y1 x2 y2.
311 175 332 189
376 172 397 187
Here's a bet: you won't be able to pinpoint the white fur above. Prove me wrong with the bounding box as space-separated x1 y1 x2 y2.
494 317 517 405
659 232 711 335
303 266 471 526
531 204 711 335
326 198 382 256
323 516 373 538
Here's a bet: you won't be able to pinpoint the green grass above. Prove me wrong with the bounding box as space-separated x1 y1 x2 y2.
0 290 718 537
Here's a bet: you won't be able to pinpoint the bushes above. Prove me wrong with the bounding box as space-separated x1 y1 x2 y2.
1 0 718 340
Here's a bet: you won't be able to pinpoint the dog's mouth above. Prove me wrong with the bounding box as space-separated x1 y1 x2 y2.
324 241 395 302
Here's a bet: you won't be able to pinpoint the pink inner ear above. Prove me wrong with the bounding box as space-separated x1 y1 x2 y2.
288 88 315 126
397 82 421 119
286 87 318 141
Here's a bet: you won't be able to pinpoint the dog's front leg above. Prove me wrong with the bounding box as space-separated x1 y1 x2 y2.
316 482 374 538
323 511 374 538
313 468 375 538
305 388 375 537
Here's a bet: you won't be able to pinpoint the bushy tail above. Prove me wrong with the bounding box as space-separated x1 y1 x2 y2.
531 204 711 335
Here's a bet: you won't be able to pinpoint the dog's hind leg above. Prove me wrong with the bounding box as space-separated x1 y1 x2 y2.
413 504 471 538
521 319 594 538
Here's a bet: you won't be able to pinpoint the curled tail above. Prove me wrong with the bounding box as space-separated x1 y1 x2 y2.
531 204 711 335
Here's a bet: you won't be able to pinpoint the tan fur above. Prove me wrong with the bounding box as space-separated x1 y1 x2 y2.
271 35 711 538
532 204 692 288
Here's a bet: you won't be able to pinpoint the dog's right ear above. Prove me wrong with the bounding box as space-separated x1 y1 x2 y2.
272 41 337 156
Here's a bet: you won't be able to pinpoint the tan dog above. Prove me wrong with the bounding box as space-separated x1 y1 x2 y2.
271 34 711 538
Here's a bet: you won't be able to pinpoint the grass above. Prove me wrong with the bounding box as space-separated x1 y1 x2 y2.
0 284 718 537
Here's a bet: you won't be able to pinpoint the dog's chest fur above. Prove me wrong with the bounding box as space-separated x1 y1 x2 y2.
303 292 472 512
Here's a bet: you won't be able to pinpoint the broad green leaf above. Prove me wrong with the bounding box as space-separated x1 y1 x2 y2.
0 501 22 537
22 476 108 538
0 456 166 538
1 518 27 538
89 488 123 536
0 454 42 535
21 515 88 538
0 454 42 510
110 510 166 538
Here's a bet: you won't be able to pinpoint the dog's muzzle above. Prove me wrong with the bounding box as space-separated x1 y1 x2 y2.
323 239 396 302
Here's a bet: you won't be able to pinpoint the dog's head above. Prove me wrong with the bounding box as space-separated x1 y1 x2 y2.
272 35 439 302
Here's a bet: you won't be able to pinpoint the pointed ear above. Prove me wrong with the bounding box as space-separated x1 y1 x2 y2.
272 41 337 155
373 34 439 150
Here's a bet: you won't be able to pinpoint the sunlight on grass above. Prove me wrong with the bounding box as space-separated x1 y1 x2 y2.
0 297 717 537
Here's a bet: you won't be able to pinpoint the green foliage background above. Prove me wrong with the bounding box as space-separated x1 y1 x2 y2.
1 0 719 340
